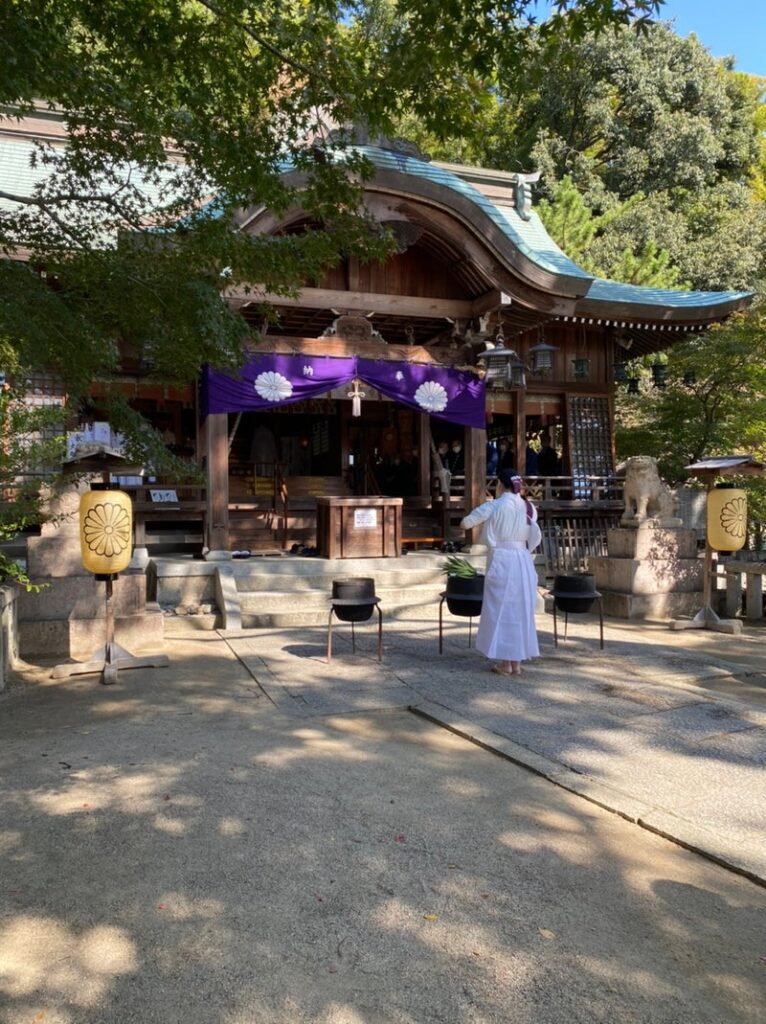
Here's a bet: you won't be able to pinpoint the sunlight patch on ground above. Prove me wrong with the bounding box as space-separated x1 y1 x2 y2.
28 765 192 817
152 893 225 921
0 917 137 1004
217 816 247 837
0 830 23 854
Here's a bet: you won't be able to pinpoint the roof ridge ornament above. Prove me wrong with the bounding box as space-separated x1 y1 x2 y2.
326 124 431 163
514 171 541 222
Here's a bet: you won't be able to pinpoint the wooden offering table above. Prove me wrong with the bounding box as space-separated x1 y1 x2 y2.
316 496 402 559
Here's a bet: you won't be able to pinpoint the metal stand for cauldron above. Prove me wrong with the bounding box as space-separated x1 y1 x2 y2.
551 593 605 650
438 592 483 654
326 580 383 664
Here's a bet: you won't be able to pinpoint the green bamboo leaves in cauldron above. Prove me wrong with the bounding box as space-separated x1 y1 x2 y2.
440 556 480 579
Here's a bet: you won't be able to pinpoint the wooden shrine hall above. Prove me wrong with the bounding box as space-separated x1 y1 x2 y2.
196 141 750 562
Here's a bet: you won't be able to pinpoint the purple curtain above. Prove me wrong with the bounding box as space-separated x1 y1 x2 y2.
202 353 486 429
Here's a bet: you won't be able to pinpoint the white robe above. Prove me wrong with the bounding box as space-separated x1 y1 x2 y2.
461 493 541 662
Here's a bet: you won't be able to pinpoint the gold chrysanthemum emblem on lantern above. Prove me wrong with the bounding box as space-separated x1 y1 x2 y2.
707 488 747 552
83 503 131 557
80 490 133 574
719 496 747 539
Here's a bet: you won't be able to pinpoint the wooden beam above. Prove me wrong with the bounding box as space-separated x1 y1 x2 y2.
251 334 479 367
226 287 476 321
471 289 512 317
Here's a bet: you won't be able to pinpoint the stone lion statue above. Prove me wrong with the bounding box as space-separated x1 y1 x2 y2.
620 456 680 527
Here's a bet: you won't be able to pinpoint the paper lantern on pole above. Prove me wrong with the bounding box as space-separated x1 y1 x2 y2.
706 487 747 552
80 489 133 574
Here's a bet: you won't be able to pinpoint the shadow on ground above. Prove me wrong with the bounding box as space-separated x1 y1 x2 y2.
1 635 765 1023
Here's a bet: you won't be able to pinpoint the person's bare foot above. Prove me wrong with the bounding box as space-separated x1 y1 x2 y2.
491 662 514 676
511 661 522 675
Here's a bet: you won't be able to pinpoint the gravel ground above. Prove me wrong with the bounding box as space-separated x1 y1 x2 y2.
1 637 765 1024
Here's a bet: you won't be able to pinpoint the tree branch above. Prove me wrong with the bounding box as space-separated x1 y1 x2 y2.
195 0 313 79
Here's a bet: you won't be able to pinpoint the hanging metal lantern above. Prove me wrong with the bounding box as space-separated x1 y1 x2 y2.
478 339 526 389
613 361 628 383
707 487 747 552
80 489 133 575
651 361 667 388
626 377 640 395
572 357 590 380
683 370 696 387
529 336 558 374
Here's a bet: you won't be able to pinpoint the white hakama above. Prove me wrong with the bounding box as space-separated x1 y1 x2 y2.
475 541 540 662
461 491 541 665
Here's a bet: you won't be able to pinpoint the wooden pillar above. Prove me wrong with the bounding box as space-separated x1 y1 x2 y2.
514 391 526 476
205 412 230 558
463 425 487 545
417 414 431 497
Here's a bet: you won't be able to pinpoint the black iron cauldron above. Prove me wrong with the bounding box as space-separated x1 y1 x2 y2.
551 573 598 614
445 574 484 617
331 577 379 623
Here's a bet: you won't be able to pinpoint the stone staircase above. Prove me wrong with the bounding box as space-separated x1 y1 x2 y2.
152 552 486 631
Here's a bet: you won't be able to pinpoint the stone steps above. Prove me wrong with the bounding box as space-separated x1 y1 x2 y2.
150 551 486 631
239 581 445 628
233 568 446 592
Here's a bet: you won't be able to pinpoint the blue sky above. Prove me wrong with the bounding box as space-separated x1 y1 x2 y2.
658 0 765 77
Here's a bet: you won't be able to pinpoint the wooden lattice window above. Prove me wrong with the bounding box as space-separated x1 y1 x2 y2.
566 395 613 498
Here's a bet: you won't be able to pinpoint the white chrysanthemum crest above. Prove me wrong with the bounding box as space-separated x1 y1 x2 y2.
255 371 293 402
414 380 448 413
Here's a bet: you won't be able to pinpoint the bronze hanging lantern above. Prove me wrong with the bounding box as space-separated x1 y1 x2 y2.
529 335 558 374
478 331 527 389
572 357 590 380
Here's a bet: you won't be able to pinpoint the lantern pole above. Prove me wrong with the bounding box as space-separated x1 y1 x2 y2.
671 470 741 633
52 483 169 684
670 455 765 634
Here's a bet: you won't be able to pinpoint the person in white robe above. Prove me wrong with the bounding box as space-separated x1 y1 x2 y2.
460 469 542 675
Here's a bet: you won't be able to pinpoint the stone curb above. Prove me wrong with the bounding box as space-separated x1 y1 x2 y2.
409 699 766 890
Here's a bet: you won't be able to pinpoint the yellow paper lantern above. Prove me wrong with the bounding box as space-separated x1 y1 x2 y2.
79 489 133 574
706 487 747 552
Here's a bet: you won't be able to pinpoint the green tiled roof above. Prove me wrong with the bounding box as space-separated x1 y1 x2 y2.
0 136 179 216
0 137 47 209
346 146 752 313
352 146 592 282
2 133 754 315
584 277 749 309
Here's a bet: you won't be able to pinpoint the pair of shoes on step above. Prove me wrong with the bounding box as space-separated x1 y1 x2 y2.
231 549 251 559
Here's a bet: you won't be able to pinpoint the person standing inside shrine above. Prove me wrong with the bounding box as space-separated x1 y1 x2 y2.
497 438 515 473
461 469 541 676
447 439 464 476
537 432 560 476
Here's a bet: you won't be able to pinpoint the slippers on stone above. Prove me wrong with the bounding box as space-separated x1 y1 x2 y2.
491 665 514 676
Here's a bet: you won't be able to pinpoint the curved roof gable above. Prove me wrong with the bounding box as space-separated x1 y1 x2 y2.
353 146 592 283
344 146 752 321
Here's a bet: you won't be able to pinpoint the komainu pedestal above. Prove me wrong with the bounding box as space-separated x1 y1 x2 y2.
589 526 703 619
